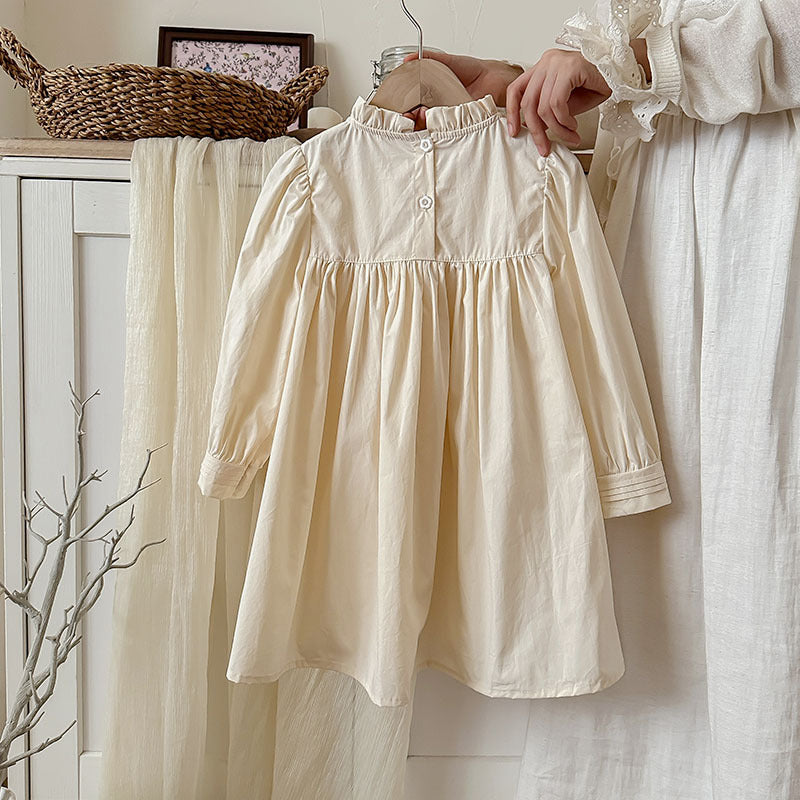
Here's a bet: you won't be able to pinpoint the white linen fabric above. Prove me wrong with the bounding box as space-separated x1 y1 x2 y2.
643 0 800 123
197 94 671 709
97 135 412 800
515 3 800 799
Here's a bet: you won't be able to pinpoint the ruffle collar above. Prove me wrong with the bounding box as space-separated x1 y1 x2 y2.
349 93 499 134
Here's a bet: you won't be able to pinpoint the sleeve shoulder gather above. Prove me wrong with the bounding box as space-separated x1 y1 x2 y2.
197 141 312 501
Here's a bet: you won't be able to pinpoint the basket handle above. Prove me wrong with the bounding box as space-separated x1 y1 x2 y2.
280 65 330 118
0 28 45 90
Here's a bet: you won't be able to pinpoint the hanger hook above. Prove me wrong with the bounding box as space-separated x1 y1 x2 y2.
400 0 423 60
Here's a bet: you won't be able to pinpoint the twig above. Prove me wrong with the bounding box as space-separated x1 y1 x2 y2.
0 383 167 781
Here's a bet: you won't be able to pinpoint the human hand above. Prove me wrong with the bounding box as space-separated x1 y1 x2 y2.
400 50 523 129
506 49 612 157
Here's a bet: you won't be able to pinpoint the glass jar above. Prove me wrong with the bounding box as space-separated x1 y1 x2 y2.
370 44 446 89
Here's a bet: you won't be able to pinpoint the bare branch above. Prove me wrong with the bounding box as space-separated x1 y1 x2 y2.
0 719 77 771
21 537 50 594
0 383 166 781
27 673 40 709
107 537 166 571
0 578 41 621
31 491 62 518
67 471 162 545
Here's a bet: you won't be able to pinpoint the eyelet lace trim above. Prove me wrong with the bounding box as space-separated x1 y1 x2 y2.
556 1 674 141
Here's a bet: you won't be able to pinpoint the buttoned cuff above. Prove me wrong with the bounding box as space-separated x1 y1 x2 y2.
197 451 259 501
597 460 671 519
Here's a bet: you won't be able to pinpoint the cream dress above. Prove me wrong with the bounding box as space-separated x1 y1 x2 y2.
196 93 671 707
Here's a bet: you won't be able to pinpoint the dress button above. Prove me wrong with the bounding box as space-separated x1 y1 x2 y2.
418 194 433 209
420 137 433 152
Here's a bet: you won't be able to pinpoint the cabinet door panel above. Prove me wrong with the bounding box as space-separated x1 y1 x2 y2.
73 182 130 236
0 172 28 800
75 232 128 759
20 178 80 800
6 178 130 800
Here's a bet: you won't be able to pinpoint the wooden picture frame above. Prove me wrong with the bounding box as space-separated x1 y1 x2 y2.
157 26 315 129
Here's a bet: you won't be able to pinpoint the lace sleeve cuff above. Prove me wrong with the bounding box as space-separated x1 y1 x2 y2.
556 3 680 141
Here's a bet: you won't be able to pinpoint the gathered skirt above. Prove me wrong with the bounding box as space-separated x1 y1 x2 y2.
223 252 626 707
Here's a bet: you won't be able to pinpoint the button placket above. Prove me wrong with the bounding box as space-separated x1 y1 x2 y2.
413 132 437 259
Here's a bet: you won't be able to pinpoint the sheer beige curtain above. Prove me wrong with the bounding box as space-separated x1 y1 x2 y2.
97 136 412 799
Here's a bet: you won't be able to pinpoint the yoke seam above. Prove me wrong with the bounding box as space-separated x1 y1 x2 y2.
306 251 545 265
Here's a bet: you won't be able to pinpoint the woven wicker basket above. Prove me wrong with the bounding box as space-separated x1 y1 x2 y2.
0 28 329 141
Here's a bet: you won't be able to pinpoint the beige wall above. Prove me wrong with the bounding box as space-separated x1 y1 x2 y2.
0 0 29 136
1 0 581 136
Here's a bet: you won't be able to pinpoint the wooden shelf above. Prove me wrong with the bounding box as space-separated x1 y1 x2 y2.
0 138 135 159
0 135 592 171
0 129 327 160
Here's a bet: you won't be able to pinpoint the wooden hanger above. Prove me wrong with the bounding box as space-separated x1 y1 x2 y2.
368 0 472 114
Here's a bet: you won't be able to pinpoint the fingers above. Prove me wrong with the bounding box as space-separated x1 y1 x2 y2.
505 64 552 157
506 50 606 156
551 74 581 135
505 74 522 136
505 70 530 138
507 69 552 157
538 72 581 145
519 71 552 157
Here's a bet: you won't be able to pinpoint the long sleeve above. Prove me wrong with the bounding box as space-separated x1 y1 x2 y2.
197 144 312 500
649 0 800 123
556 0 800 140
542 145 671 518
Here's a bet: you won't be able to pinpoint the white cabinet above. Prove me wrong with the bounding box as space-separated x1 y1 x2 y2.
0 152 530 800
0 155 131 800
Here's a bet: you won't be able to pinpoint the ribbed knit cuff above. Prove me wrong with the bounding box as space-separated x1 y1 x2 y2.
645 22 683 104
597 460 672 519
197 451 258 501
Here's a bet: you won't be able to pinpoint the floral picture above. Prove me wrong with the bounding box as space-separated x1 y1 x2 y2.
158 27 315 129
170 41 300 90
